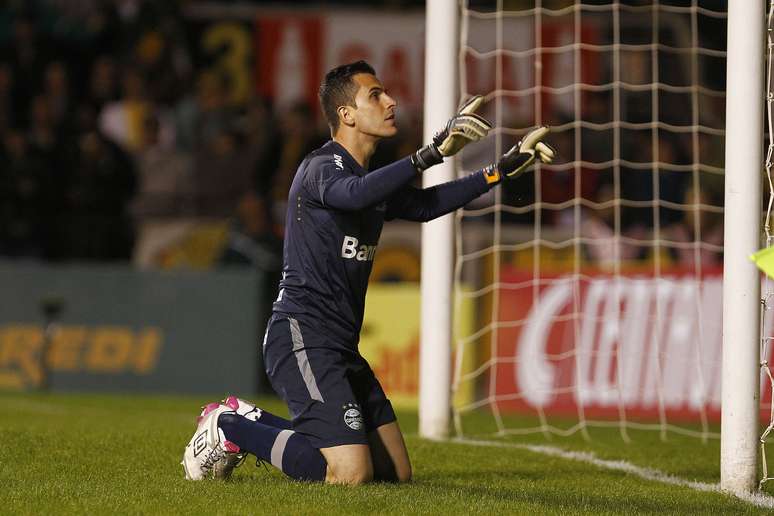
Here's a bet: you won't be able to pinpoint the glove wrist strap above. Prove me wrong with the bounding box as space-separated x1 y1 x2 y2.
411 144 444 172
482 165 501 185
498 151 533 177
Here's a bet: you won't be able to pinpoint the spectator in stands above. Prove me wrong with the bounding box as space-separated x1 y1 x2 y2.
580 93 611 204
27 94 65 181
0 63 15 130
192 126 252 218
269 101 326 224
133 18 190 105
219 191 283 379
582 182 648 270
47 0 122 57
27 94 67 259
175 71 233 153
656 134 691 227
86 56 120 112
0 129 51 258
99 66 151 153
619 132 690 230
663 185 724 271
4 15 52 119
41 60 73 131
537 122 601 227
131 113 193 220
62 128 137 260
242 97 280 196
219 192 282 272
700 133 724 170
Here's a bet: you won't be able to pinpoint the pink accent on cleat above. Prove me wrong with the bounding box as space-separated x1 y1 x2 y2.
223 440 240 453
201 402 221 416
223 396 240 411
197 402 222 424
196 402 242 454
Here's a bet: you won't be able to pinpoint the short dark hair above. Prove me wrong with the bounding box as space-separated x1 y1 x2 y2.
319 60 376 134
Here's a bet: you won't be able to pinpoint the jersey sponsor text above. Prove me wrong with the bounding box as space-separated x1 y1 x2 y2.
341 236 377 262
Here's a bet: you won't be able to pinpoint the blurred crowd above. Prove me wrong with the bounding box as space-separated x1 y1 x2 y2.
0 0 726 272
0 1 300 264
0 1 425 267
504 104 726 271
495 12 728 272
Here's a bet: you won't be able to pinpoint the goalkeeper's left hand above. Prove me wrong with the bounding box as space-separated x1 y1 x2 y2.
482 126 556 185
411 95 492 172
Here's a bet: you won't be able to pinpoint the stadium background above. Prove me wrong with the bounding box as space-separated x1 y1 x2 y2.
0 0 727 412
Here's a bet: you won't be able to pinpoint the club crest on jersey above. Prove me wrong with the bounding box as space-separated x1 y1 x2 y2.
333 154 344 170
341 235 377 262
342 403 363 430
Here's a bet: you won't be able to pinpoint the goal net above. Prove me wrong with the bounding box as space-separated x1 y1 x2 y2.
760 0 774 488
450 0 772 476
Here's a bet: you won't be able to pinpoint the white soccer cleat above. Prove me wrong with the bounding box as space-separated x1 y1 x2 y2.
181 403 241 480
222 395 264 421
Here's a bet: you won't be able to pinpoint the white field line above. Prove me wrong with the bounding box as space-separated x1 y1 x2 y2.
445 438 774 510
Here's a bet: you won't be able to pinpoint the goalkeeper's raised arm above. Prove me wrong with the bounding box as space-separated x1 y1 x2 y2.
385 125 556 222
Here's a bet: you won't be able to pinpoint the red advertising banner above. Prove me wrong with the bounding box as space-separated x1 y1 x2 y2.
253 12 424 116
255 15 324 111
492 268 773 421
251 10 602 123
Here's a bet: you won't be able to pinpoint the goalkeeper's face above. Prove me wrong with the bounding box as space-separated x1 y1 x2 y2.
348 73 398 138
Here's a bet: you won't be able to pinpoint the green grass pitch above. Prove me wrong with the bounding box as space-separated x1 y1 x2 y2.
1 391 772 515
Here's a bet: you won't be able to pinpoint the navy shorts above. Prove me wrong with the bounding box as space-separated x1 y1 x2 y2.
263 313 396 449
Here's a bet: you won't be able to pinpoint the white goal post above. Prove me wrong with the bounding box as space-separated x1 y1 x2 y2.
720 0 763 495
419 0 458 440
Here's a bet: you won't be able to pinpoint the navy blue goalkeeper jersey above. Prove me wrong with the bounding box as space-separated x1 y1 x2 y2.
273 140 491 351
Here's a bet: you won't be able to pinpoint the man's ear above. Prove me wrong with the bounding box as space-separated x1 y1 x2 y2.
337 105 356 128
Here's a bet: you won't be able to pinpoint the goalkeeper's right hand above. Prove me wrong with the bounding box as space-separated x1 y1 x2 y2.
482 126 556 185
411 95 492 172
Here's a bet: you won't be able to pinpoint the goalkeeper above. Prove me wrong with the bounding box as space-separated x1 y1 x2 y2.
182 61 555 484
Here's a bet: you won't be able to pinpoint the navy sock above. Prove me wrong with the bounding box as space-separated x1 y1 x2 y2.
218 413 326 481
227 398 292 430
255 409 292 430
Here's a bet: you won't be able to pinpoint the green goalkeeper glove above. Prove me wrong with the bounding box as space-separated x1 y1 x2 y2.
482 126 556 185
411 95 492 172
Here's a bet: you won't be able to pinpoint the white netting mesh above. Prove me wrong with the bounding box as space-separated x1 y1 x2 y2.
759 0 774 490
452 1 738 447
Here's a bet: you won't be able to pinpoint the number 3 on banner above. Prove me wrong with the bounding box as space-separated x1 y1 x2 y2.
202 23 251 105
